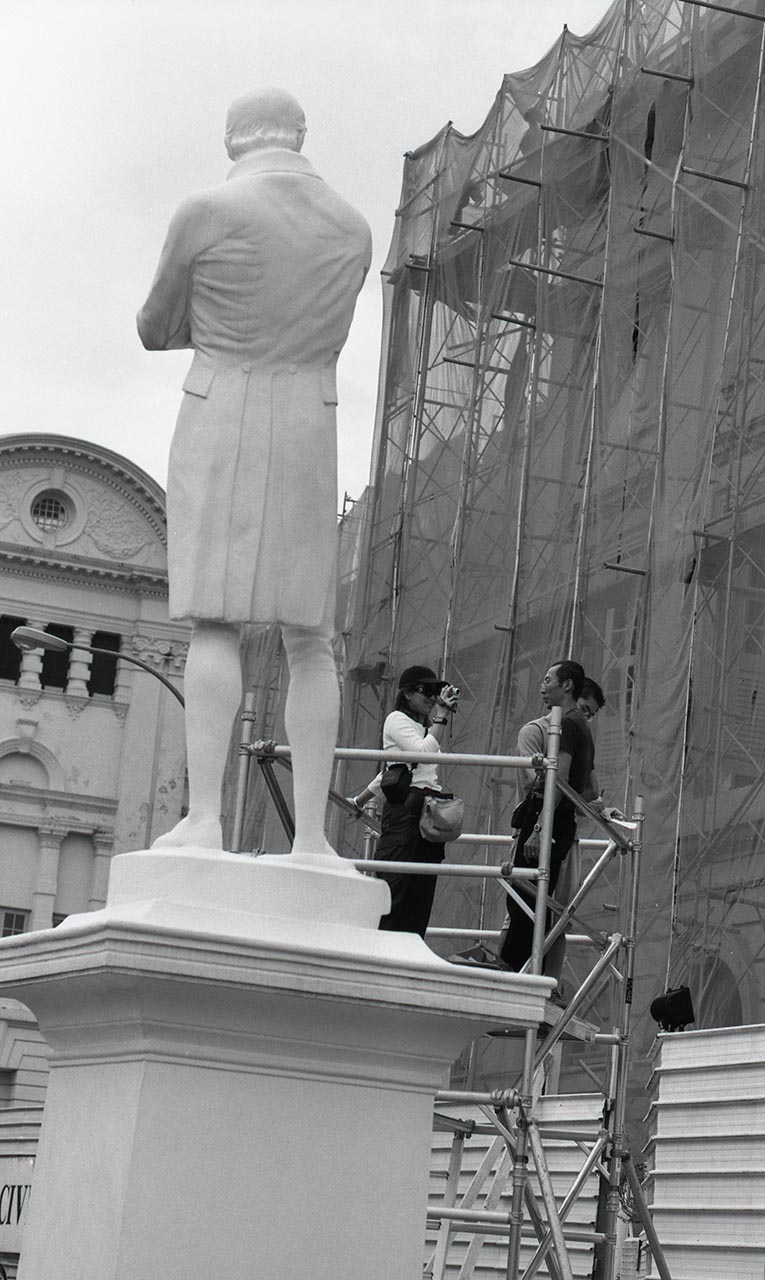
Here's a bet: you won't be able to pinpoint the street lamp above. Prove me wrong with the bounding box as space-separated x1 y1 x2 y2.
11 626 185 708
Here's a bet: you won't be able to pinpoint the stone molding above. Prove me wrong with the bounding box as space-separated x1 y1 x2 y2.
15 690 42 709
0 542 169 594
131 635 189 673
0 739 64 792
64 697 89 719
0 786 118 826
36 823 68 850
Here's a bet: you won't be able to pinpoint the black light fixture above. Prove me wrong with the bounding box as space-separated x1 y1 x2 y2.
650 985 695 1032
11 626 185 708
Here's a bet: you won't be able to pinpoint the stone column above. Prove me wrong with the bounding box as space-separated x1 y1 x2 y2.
112 655 132 705
17 619 44 692
30 826 65 931
88 831 113 911
65 628 93 698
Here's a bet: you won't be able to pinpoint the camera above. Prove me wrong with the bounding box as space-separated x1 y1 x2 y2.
445 685 460 699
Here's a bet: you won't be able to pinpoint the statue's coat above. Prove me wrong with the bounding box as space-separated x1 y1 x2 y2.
138 148 371 627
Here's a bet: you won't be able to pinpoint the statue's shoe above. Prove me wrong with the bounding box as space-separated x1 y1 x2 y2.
151 815 223 850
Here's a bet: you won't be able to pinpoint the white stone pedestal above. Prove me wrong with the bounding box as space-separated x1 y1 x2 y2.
0 849 554 1280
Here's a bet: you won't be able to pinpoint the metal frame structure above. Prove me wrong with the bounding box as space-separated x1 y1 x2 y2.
231 706 669 1280
304 0 765 1118
227 0 765 1264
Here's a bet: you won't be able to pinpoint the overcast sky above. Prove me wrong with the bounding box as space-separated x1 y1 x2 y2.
1 0 609 504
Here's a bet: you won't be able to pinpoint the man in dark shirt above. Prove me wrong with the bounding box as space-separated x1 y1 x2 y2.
499 659 598 973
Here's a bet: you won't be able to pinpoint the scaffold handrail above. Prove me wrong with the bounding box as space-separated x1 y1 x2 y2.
247 741 542 770
246 739 634 849
352 858 538 880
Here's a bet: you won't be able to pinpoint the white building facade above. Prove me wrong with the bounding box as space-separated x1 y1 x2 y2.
0 433 189 936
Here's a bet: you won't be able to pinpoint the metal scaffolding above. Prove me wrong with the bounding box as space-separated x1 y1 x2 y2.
315 0 765 1143
231 0 765 1156
232 704 667 1279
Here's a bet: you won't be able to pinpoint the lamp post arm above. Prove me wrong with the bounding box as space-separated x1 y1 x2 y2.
81 644 186 709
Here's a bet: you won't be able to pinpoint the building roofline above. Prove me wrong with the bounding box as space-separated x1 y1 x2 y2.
0 434 166 516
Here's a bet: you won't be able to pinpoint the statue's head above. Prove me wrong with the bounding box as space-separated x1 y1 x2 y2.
224 87 307 160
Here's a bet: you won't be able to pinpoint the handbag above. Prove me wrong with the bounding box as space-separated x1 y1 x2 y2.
419 793 465 842
380 761 412 805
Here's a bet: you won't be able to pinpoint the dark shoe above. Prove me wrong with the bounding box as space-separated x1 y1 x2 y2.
448 945 511 971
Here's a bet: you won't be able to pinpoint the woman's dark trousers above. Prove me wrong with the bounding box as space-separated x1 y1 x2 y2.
375 789 446 937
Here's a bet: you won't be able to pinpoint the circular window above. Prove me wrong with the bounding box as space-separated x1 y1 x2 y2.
31 490 70 532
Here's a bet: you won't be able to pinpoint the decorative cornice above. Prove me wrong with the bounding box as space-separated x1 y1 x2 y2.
0 539 168 583
64 696 89 719
132 635 189 672
0 434 166 518
0 543 169 595
15 689 42 709
0 786 118 818
38 821 70 844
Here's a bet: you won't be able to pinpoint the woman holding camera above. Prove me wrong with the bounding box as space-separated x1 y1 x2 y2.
369 665 460 937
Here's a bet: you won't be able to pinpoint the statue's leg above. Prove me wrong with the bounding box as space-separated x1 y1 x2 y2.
152 621 242 850
281 621 340 859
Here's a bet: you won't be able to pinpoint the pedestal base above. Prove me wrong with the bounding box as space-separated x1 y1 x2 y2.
0 848 554 1279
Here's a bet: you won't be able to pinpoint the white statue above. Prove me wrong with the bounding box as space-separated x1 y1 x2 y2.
137 87 372 861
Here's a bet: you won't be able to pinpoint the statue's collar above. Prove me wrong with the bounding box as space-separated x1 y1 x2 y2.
227 149 319 181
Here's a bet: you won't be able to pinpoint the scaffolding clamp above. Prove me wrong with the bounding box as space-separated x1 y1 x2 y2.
490 1088 519 1110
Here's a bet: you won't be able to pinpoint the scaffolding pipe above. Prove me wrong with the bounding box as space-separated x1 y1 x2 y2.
601 798 647 1280
681 0 765 19
354 859 537 880
681 164 748 190
538 841 620 954
249 743 540 769
498 171 542 186
427 1128 467 1280
539 123 609 142
437 1089 519 1107
634 224 674 240
621 1151 674 1280
522 1133 609 1280
504 257 604 288
532 935 624 1071
427 1208 605 1242
641 66 694 83
487 120 546 761
386 136 448 666
525 1120 575 1280
441 225 488 669
505 1050 533 1278
230 692 256 854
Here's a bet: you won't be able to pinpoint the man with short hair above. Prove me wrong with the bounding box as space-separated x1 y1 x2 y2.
138 87 371 858
500 659 600 973
514 675 604 807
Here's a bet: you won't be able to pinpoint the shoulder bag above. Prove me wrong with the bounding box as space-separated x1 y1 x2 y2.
380 761 412 805
510 786 544 831
419 793 465 842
